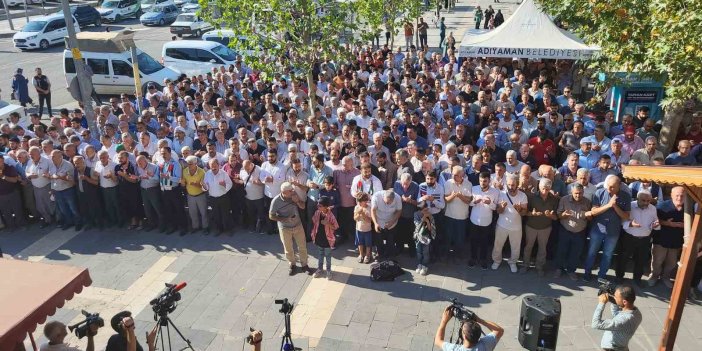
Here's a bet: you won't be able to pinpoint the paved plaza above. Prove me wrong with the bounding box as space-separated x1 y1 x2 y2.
2 223 702 351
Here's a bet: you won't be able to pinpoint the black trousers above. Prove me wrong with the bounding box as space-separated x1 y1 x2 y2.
208 195 232 232
245 197 266 231
337 206 355 241
161 187 186 230
37 93 51 116
141 187 163 229
470 223 492 264
377 226 397 258
692 256 702 288
396 217 415 251
228 187 245 225
101 186 121 226
616 233 651 281
263 195 275 233
77 187 102 226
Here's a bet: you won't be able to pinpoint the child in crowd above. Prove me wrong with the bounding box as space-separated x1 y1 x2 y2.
311 196 339 279
319 175 340 218
414 207 436 276
354 193 373 263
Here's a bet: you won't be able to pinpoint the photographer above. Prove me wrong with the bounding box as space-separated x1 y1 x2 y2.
434 306 503 351
40 321 97 351
105 311 157 351
246 330 263 351
591 284 642 351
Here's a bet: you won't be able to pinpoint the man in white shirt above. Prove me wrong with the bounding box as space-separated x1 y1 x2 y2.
371 189 402 259
492 174 528 273
443 166 472 262
350 163 383 199
203 158 233 235
241 160 266 234
261 149 287 234
504 150 525 174
26 146 53 227
615 190 659 285
470 171 500 269
94 150 120 227
39 320 96 351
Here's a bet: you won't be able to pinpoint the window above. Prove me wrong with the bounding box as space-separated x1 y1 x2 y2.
195 49 222 63
87 58 109 75
65 58 77 74
112 60 133 77
165 47 198 61
45 20 65 32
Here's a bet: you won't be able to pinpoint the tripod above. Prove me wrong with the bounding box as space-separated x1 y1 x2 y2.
154 312 195 351
276 298 300 351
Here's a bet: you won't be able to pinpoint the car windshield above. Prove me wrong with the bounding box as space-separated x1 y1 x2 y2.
142 0 156 4
22 21 46 32
129 52 164 75
211 44 237 61
102 1 119 8
176 15 196 22
147 6 164 13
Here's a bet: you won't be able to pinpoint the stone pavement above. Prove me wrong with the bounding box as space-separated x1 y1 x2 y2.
2 222 702 351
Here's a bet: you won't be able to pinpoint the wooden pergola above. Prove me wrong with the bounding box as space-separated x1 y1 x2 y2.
622 165 702 351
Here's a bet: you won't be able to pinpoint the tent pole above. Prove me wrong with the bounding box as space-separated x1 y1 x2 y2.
29 332 37 351
658 189 702 350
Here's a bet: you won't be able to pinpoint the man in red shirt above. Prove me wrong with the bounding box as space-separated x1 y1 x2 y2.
528 135 556 166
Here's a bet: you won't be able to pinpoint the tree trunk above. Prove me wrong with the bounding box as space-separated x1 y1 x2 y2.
658 103 686 154
307 68 318 118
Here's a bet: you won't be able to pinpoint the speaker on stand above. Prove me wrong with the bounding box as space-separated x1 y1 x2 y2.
518 295 561 351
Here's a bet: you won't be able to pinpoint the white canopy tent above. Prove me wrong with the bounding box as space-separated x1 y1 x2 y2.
457 0 599 60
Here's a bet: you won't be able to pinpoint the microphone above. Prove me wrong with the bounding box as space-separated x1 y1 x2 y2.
173 282 187 292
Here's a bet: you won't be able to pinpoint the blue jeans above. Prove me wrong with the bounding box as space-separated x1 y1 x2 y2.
416 242 430 266
317 246 332 271
584 230 620 279
554 226 585 273
55 188 81 226
443 217 466 258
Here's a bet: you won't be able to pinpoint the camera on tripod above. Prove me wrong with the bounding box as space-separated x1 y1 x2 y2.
597 279 616 304
449 298 477 322
68 310 104 339
275 298 293 314
150 282 187 318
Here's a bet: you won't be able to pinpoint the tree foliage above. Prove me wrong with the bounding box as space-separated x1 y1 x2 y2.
355 0 424 47
538 0 702 106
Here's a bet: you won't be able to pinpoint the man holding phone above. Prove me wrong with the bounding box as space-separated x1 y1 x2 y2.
105 311 157 351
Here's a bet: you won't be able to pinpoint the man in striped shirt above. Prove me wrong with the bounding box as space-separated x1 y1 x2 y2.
591 284 642 350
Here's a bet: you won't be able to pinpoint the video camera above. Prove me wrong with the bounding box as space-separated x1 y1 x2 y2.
597 278 616 304
449 298 477 322
275 298 294 314
68 310 104 339
150 282 187 318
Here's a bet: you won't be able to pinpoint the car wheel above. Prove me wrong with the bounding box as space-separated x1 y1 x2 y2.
115 14 122 22
95 18 102 27
39 39 49 50
177 33 182 38
194 29 201 37
159 18 165 26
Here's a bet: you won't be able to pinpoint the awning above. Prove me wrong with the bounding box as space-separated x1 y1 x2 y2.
0 259 92 349
458 0 599 60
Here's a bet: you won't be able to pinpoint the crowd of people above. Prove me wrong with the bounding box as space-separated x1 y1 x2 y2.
2 40 702 291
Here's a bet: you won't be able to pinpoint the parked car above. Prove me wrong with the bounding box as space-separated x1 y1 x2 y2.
181 2 199 12
170 13 213 37
13 14 80 50
173 0 197 8
58 4 102 28
4 0 42 7
63 31 180 95
162 40 240 75
140 0 170 12
139 3 179 26
202 29 277 57
97 0 143 23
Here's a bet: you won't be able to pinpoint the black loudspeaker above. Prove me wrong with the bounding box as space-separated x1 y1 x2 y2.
518 295 561 351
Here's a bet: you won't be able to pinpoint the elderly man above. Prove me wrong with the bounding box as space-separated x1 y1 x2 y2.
157 146 187 235
649 186 685 288
241 160 267 234
665 140 696 165
94 150 121 227
135 155 162 232
26 146 53 227
371 188 402 259
554 183 591 280
584 175 632 281
333 156 361 243
270 182 311 275
40 320 97 351
261 148 286 234
521 178 559 276
202 158 233 235
615 190 659 286
504 150 525 174
394 172 419 255
469 171 500 269
444 165 473 262
286 158 309 234
492 174 527 273
182 155 208 234
631 136 663 165
48 150 80 230
0 156 26 229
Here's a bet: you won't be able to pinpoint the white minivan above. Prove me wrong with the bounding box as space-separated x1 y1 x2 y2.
63 31 181 95
161 40 240 75
13 14 80 50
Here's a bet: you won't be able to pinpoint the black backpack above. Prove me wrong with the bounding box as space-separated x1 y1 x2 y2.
370 260 405 281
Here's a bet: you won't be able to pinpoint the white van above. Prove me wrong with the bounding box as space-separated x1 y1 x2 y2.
161 40 239 75
13 14 80 50
63 31 180 95
97 0 143 22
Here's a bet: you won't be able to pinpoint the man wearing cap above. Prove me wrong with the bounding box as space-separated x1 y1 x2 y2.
613 126 644 157
172 127 193 157
574 137 601 169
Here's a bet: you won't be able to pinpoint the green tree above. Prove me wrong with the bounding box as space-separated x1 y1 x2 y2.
355 0 423 48
538 0 702 152
201 0 360 117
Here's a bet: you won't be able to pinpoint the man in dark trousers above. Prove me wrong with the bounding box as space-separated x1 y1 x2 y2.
33 67 52 117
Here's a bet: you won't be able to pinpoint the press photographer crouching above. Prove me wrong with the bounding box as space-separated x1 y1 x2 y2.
591 283 642 351
434 300 504 351
104 311 157 351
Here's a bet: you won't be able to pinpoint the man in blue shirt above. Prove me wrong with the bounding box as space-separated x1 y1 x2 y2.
157 146 187 235
665 140 697 165
583 175 631 281
435 305 503 351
